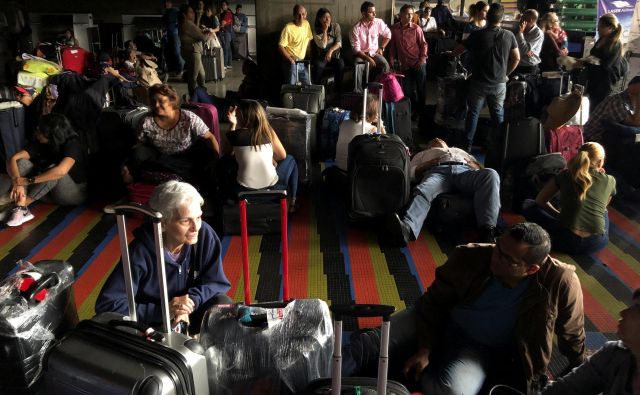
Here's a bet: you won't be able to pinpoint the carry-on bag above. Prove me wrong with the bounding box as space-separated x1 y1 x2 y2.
305 304 411 395
601 119 640 188
0 260 78 395
202 46 224 82
267 106 313 184
381 97 412 149
504 79 527 121
60 47 88 75
339 61 370 111
0 101 27 164
201 190 333 394
281 60 326 114
545 124 584 163
485 117 545 174
434 74 467 130
42 204 210 395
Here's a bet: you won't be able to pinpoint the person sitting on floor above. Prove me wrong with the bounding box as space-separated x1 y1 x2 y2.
348 222 586 395
523 142 616 255
0 113 88 227
386 138 499 245
584 75 640 144
122 83 220 190
225 99 299 210
96 180 232 334
541 287 639 394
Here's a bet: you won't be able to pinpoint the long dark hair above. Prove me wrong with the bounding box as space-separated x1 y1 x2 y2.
314 8 333 34
37 113 79 154
237 100 277 149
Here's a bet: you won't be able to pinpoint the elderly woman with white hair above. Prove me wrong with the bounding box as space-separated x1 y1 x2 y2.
96 180 231 334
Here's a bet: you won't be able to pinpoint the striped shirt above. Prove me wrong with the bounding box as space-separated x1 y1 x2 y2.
584 91 633 143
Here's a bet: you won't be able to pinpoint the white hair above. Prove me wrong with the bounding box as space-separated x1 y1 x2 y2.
148 181 204 223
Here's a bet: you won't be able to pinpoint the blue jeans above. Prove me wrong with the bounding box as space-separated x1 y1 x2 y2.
275 155 299 199
166 29 184 73
401 165 500 239
464 80 506 149
284 61 311 85
522 200 610 254
220 29 234 67
400 64 427 110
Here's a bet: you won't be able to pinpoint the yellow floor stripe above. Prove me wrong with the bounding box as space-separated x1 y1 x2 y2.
424 233 448 266
555 253 627 318
368 234 405 312
0 207 57 261
607 243 640 275
308 207 328 301
77 262 118 320
233 235 262 302
54 216 104 260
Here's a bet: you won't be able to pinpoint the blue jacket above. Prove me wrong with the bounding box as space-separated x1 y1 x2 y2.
96 221 231 325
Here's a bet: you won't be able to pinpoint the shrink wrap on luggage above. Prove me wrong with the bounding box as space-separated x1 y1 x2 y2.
200 299 333 394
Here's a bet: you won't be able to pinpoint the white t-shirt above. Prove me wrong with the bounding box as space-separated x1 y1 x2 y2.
227 128 279 189
409 147 475 180
334 119 382 171
420 17 438 33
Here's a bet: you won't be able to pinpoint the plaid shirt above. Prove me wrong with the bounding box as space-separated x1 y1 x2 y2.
584 91 633 143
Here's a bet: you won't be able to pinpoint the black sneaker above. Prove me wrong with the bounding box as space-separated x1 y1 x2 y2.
385 213 411 247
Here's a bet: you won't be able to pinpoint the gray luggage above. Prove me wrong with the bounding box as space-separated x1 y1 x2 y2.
281 60 325 114
267 106 313 184
203 46 225 82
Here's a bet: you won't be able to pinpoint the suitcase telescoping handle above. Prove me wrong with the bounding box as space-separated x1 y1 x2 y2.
329 304 396 395
295 60 311 85
362 82 384 135
104 203 172 335
238 190 289 305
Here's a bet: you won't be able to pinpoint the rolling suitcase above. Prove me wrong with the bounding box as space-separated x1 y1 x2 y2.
42 203 210 395
504 79 527 121
348 82 410 219
305 304 411 395
60 47 87 75
434 74 467 130
0 101 27 164
281 60 326 114
201 191 333 394
0 260 78 395
381 97 412 150
267 106 312 184
485 117 545 174
232 32 249 60
202 46 224 82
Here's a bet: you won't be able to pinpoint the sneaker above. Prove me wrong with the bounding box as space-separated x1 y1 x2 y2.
5 206 34 227
385 213 411 247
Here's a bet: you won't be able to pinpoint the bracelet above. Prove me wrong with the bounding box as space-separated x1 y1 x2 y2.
27 176 36 185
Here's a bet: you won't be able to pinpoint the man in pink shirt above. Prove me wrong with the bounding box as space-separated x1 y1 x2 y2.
389 4 428 114
350 1 392 89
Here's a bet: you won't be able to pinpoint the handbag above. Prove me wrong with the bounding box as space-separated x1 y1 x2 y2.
375 72 405 103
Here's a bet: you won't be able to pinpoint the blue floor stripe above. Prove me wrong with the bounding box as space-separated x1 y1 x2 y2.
75 224 118 278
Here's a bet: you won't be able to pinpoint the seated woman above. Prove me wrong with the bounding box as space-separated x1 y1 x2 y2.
311 8 344 92
96 180 232 334
123 83 220 189
542 288 639 394
225 100 298 210
523 142 616 254
0 113 87 227
334 93 385 172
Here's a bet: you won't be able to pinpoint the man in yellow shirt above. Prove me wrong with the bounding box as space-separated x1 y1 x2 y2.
279 4 313 84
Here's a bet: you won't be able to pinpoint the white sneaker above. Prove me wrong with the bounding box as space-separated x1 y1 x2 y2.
5 206 34 227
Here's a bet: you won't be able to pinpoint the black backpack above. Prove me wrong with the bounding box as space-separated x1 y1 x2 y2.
347 134 410 219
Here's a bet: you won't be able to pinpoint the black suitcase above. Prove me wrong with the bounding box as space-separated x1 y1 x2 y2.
281 60 326 114
42 204 210 395
222 198 282 235
602 120 640 188
267 106 313 184
305 304 411 395
381 97 412 150
434 75 468 130
0 260 78 395
504 79 527 121
232 32 249 60
0 101 26 164
485 117 545 174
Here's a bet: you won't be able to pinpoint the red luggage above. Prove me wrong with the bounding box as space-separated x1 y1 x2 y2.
181 102 221 147
545 125 584 163
60 47 88 75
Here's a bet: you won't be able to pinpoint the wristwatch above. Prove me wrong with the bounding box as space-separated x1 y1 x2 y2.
27 176 36 185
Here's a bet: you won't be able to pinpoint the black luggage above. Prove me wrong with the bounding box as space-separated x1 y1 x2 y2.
267 106 313 184
382 97 413 150
602 120 640 188
434 75 468 130
202 191 333 394
0 101 26 165
484 117 545 174
42 204 210 395
0 260 78 395
504 79 527 121
232 32 249 60
281 60 326 114
305 304 411 395
538 71 570 109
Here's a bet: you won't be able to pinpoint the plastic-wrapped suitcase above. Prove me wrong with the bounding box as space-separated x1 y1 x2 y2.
42 204 210 395
60 47 88 75
434 74 467 130
0 260 78 395
305 304 411 395
201 191 333 395
267 106 312 184
281 60 325 114
0 101 27 164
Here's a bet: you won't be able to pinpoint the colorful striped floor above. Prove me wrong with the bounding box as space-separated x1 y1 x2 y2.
1 173 638 365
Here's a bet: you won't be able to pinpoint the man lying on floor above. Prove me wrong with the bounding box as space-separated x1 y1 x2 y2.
348 222 586 394
386 137 500 245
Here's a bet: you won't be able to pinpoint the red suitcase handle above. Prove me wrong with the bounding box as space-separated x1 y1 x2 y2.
238 190 289 304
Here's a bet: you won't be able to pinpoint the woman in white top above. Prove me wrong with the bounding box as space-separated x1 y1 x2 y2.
334 93 386 172
226 100 299 209
420 6 439 34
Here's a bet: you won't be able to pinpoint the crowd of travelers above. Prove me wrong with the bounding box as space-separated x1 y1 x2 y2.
2 1 639 394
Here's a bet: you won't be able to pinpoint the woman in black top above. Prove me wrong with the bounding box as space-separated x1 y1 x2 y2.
312 8 344 91
0 113 87 226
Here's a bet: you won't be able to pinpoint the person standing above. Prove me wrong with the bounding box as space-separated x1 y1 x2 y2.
179 5 213 97
350 1 392 88
219 1 236 70
389 4 428 114
513 9 544 75
278 4 314 85
162 0 184 76
453 3 520 151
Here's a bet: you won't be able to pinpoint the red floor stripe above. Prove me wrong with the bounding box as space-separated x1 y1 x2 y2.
407 240 437 290
73 217 142 307
610 209 640 243
582 287 619 332
595 248 640 290
347 228 381 328
288 197 309 299
223 236 244 301
29 210 100 262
